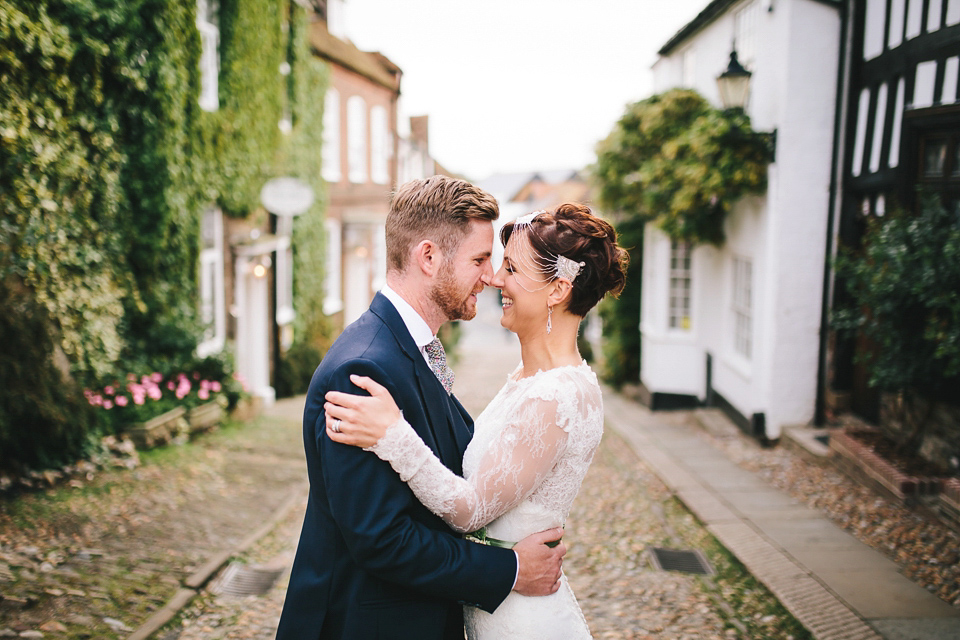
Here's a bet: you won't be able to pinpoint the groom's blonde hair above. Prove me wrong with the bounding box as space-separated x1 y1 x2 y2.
386 175 499 273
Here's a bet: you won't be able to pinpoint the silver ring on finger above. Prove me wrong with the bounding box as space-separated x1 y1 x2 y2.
332 418 342 433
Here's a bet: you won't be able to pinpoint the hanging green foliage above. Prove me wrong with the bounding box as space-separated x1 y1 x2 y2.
593 88 771 245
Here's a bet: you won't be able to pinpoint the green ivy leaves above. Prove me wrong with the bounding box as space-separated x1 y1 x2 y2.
593 89 771 245
833 197 960 400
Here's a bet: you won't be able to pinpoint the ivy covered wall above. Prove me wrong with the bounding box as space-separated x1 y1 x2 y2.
0 0 330 472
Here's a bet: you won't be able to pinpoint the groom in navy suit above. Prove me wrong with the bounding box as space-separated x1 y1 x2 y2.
276 176 566 640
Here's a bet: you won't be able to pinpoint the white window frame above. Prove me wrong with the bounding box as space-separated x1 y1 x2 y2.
197 0 219 112
370 105 390 185
347 95 368 184
197 207 226 357
731 256 753 360
668 240 693 331
322 88 341 182
323 218 343 315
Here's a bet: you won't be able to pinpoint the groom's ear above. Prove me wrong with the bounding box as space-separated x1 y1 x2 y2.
414 239 441 277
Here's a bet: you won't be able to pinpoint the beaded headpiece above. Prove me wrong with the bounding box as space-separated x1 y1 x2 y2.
506 211 586 293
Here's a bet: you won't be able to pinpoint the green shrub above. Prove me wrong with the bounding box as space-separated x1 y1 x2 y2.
596 213 643 387
593 88 770 246
0 278 100 473
275 341 323 398
833 196 960 452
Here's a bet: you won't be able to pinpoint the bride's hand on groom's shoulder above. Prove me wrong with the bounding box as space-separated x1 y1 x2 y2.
325 375 402 448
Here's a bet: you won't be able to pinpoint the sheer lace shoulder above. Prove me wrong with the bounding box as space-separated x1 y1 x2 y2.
516 362 601 434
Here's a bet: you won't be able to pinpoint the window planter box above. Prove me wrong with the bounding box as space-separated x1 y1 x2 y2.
128 407 187 449
187 401 223 434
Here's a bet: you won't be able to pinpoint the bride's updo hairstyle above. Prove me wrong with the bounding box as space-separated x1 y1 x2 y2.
500 203 628 317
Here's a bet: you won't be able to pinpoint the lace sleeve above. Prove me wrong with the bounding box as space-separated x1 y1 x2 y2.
367 392 571 533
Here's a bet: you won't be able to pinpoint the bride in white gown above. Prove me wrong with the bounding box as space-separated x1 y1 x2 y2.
325 203 628 639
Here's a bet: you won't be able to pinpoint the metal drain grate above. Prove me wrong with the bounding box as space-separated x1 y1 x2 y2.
211 562 284 597
649 547 714 575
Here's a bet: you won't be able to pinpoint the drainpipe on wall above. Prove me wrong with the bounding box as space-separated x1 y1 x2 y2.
815 0 851 426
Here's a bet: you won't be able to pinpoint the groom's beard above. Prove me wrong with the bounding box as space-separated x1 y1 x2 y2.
431 261 481 322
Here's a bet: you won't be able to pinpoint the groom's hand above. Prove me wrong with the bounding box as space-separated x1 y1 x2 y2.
512 528 566 596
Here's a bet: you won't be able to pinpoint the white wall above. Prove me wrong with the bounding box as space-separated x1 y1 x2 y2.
641 0 841 438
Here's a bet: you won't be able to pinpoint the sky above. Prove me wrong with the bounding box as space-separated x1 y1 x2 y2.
341 0 709 181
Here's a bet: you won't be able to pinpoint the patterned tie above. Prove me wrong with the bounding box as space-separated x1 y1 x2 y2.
424 337 455 394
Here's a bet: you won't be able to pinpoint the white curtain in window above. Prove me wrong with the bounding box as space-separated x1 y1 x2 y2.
323 88 341 182
370 105 389 184
197 207 225 356
347 96 367 184
732 257 753 360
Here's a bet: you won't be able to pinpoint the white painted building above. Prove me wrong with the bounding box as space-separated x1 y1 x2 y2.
639 0 842 440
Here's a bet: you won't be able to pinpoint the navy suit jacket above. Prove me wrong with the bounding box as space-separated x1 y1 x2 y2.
276 293 517 640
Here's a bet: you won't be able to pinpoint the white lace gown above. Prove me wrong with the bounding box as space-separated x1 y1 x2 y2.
369 361 603 639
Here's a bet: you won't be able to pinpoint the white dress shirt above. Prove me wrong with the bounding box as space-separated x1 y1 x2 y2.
380 285 435 366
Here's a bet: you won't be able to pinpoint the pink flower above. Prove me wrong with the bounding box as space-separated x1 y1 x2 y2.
233 373 249 392
104 386 115 395
198 389 210 400
151 372 163 383
167 381 176 391
211 381 222 392
115 395 128 407
133 393 146 406
148 387 162 401
103 400 113 410
91 395 103 407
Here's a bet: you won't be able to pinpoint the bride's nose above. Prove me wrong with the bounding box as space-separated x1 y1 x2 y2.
490 264 507 289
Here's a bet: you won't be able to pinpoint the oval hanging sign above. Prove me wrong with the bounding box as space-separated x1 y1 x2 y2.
260 177 315 216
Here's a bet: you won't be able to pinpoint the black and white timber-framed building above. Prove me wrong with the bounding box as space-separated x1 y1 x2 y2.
829 0 960 421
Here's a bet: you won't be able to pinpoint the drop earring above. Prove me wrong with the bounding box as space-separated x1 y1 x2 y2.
546 305 553 334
